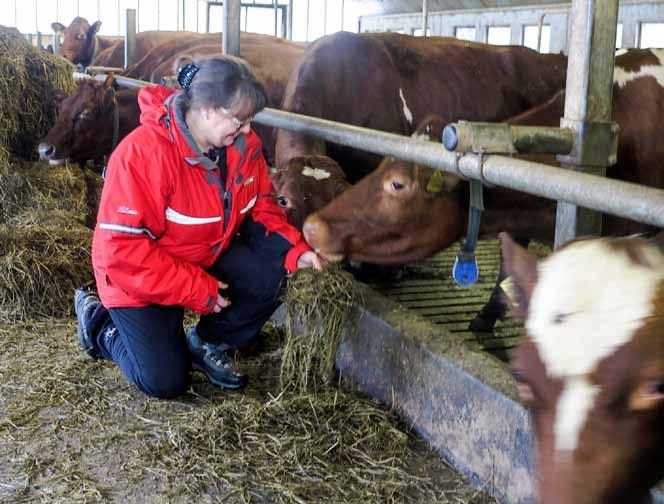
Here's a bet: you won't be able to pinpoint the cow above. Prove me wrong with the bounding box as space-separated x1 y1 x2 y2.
270 155 349 231
40 34 305 167
38 74 140 167
52 17 206 68
275 31 567 184
301 48 664 324
500 231 664 504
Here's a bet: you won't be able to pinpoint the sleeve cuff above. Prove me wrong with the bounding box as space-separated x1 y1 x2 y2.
284 240 311 273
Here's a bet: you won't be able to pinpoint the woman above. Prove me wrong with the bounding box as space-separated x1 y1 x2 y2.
74 57 322 399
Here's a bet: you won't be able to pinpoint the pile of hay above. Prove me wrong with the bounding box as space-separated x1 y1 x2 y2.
0 227 93 322
281 265 364 392
0 25 75 165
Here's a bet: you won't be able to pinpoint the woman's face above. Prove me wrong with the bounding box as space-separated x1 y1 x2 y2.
201 104 253 149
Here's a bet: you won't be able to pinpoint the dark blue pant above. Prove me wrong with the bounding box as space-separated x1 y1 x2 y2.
86 219 290 398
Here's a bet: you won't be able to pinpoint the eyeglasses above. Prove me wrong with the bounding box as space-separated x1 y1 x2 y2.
220 106 253 130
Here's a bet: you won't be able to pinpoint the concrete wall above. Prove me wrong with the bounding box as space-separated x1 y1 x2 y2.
359 0 664 53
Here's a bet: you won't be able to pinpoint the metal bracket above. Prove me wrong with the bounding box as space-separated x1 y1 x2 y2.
556 118 620 167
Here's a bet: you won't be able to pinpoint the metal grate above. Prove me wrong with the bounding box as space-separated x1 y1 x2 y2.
371 239 525 362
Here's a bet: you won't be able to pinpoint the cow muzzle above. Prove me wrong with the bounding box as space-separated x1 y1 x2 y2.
303 214 345 263
37 142 64 166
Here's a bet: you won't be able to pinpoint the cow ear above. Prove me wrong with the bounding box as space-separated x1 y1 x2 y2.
90 21 102 36
499 232 538 317
52 22 65 33
103 73 118 91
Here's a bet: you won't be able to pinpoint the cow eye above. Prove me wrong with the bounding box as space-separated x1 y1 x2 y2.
78 110 93 121
76 33 86 40
277 196 289 207
391 181 405 191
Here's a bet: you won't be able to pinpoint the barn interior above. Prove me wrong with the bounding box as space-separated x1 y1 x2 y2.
1 1 664 503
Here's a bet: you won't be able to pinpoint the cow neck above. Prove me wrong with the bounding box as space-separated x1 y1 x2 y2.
110 90 120 152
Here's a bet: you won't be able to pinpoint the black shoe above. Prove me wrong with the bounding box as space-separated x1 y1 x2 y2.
74 287 102 359
186 327 248 390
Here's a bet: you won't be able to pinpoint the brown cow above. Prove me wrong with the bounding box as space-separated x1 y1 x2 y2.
501 232 664 504
52 17 207 67
303 48 663 260
270 155 349 231
302 48 664 329
38 74 140 167
276 31 567 183
52 18 123 66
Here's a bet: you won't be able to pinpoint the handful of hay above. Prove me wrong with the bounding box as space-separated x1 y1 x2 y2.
0 25 75 165
0 226 93 322
280 265 364 392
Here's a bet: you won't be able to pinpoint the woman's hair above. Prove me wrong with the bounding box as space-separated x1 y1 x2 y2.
175 56 267 118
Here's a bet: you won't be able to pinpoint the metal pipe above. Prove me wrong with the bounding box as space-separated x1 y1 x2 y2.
182 0 185 30
85 71 664 229
273 0 278 37
251 108 664 228
157 0 161 30
555 0 619 246
223 0 241 55
36 31 42 49
422 0 428 36
86 65 126 73
537 13 544 52
125 9 137 67
443 122 574 155
323 0 328 35
53 27 60 54
34 0 37 34
305 0 310 41
340 0 344 31
176 0 180 30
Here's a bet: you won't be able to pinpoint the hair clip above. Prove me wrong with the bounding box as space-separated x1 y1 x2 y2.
177 62 199 90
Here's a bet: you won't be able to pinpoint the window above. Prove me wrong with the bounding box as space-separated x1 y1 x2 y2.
615 23 623 49
487 26 511 45
455 27 476 42
413 28 424 36
523 24 551 53
639 23 664 48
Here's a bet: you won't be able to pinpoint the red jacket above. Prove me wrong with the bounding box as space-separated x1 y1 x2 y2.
92 85 309 313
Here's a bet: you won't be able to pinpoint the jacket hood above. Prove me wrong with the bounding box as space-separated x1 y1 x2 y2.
138 85 179 140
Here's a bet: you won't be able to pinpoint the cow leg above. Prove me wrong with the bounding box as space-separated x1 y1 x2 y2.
469 236 531 333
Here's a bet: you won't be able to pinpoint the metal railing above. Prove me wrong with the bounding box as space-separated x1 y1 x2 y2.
91 71 664 231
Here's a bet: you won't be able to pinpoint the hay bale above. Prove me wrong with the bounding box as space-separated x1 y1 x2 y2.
0 25 75 164
0 160 101 228
281 266 363 392
0 226 93 322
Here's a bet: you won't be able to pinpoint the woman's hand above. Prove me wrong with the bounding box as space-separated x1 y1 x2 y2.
213 280 232 313
296 250 325 271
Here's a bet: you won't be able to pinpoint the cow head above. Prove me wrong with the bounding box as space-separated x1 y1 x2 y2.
302 116 466 264
38 74 118 166
271 155 349 231
501 232 664 504
52 17 102 65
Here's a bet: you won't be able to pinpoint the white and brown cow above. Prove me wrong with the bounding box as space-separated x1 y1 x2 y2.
501 231 664 504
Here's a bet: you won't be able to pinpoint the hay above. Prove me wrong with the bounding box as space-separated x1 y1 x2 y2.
0 25 75 164
0 321 497 503
281 266 364 392
0 160 101 228
0 227 93 322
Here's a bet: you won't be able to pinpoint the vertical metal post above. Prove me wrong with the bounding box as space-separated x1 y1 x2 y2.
77 0 80 16
53 27 60 53
157 0 161 30
196 0 200 32
34 0 38 34
422 0 428 36
117 0 121 35
223 0 241 56
27 33 33 45
305 0 310 41
14 0 17 29
206 2 210 33
125 8 137 67
340 0 344 31
288 0 294 39
273 0 278 36
182 0 185 30
244 6 248 32
176 0 180 30
36 31 42 49
554 0 619 247
97 0 101 20
537 14 544 52
323 0 327 35
137 0 141 31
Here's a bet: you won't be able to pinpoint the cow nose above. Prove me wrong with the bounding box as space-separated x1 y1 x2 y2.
38 142 55 160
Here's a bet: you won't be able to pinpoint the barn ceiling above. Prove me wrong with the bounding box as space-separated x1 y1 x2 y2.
351 0 570 15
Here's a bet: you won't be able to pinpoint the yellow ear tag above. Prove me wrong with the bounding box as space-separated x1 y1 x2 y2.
426 170 445 193
500 276 518 306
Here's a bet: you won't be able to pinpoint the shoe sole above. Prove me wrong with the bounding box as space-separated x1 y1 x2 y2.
191 362 247 390
74 295 99 360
